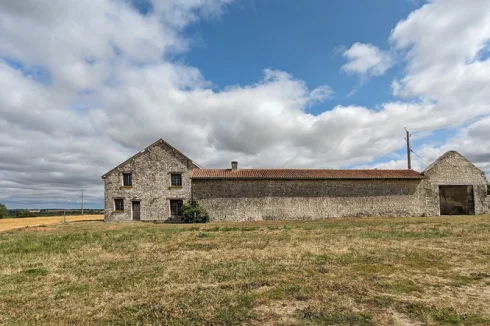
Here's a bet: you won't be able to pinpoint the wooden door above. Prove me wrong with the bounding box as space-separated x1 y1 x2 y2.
132 201 141 221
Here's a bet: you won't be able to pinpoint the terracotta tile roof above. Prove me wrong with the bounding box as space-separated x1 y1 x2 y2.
191 169 425 180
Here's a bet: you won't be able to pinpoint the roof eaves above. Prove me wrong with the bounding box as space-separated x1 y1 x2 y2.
423 150 484 175
101 140 159 179
191 176 427 180
191 161 202 169
159 138 201 169
101 139 200 179
423 151 452 173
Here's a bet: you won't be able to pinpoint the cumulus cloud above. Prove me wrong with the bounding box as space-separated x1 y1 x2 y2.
0 0 489 208
383 0 490 172
367 116 490 175
390 0 490 103
342 42 394 78
0 0 233 208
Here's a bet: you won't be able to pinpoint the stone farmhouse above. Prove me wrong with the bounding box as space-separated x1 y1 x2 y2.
102 139 488 222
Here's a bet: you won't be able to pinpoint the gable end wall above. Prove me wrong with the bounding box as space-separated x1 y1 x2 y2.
423 152 488 215
103 142 195 221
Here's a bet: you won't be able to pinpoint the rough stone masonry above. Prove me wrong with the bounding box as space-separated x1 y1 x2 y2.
102 139 488 222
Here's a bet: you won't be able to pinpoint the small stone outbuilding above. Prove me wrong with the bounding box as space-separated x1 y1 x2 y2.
422 151 488 216
102 139 488 222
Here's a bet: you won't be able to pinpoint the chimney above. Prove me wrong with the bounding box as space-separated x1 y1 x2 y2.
231 161 238 170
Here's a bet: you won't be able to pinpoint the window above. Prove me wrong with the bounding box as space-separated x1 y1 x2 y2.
123 173 132 186
171 173 182 187
115 198 124 211
170 200 183 217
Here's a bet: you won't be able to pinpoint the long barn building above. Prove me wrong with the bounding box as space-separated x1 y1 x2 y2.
102 139 488 222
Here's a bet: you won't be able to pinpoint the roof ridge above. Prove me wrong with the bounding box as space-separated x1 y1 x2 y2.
192 168 425 180
194 168 418 171
102 139 200 178
423 150 483 174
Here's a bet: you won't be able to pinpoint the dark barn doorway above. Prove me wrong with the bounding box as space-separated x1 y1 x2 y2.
439 186 475 215
132 201 141 221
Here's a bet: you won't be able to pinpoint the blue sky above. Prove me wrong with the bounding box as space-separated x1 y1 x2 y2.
180 0 428 168
184 0 416 109
0 0 490 208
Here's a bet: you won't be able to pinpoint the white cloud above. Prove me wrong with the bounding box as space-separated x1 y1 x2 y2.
345 0 490 174
390 0 490 102
308 85 334 104
0 0 234 207
0 0 490 208
342 42 394 78
381 0 490 175
368 116 490 176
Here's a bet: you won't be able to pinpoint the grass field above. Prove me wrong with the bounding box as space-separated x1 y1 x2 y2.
1 215 490 325
0 214 103 232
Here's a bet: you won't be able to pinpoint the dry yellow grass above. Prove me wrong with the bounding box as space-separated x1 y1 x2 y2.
0 215 489 325
0 214 103 231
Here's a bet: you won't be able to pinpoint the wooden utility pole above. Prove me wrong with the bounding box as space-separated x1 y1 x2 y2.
81 190 84 215
405 128 412 169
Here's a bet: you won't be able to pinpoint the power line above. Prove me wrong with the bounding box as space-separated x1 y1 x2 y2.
410 149 430 165
361 103 490 167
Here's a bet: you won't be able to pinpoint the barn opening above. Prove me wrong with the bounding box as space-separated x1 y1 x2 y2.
439 185 475 215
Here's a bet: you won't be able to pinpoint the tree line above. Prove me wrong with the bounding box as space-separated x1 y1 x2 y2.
0 204 103 219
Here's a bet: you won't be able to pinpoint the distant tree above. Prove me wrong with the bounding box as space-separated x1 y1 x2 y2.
0 204 7 219
15 210 35 218
487 182 490 195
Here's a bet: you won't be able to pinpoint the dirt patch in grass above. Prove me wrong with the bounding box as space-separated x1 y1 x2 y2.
0 215 489 325
254 300 309 325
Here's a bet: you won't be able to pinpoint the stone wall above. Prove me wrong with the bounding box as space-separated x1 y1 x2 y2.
423 151 488 216
103 140 197 221
103 143 488 223
192 179 426 221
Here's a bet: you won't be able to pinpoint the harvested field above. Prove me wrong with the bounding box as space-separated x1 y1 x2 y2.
0 215 489 325
0 215 103 232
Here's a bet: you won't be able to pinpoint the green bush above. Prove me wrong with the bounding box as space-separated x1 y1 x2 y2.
0 204 7 219
182 201 210 223
15 210 36 218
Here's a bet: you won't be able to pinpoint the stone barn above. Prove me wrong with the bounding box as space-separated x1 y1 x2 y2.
191 169 427 221
422 151 488 216
102 139 488 222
